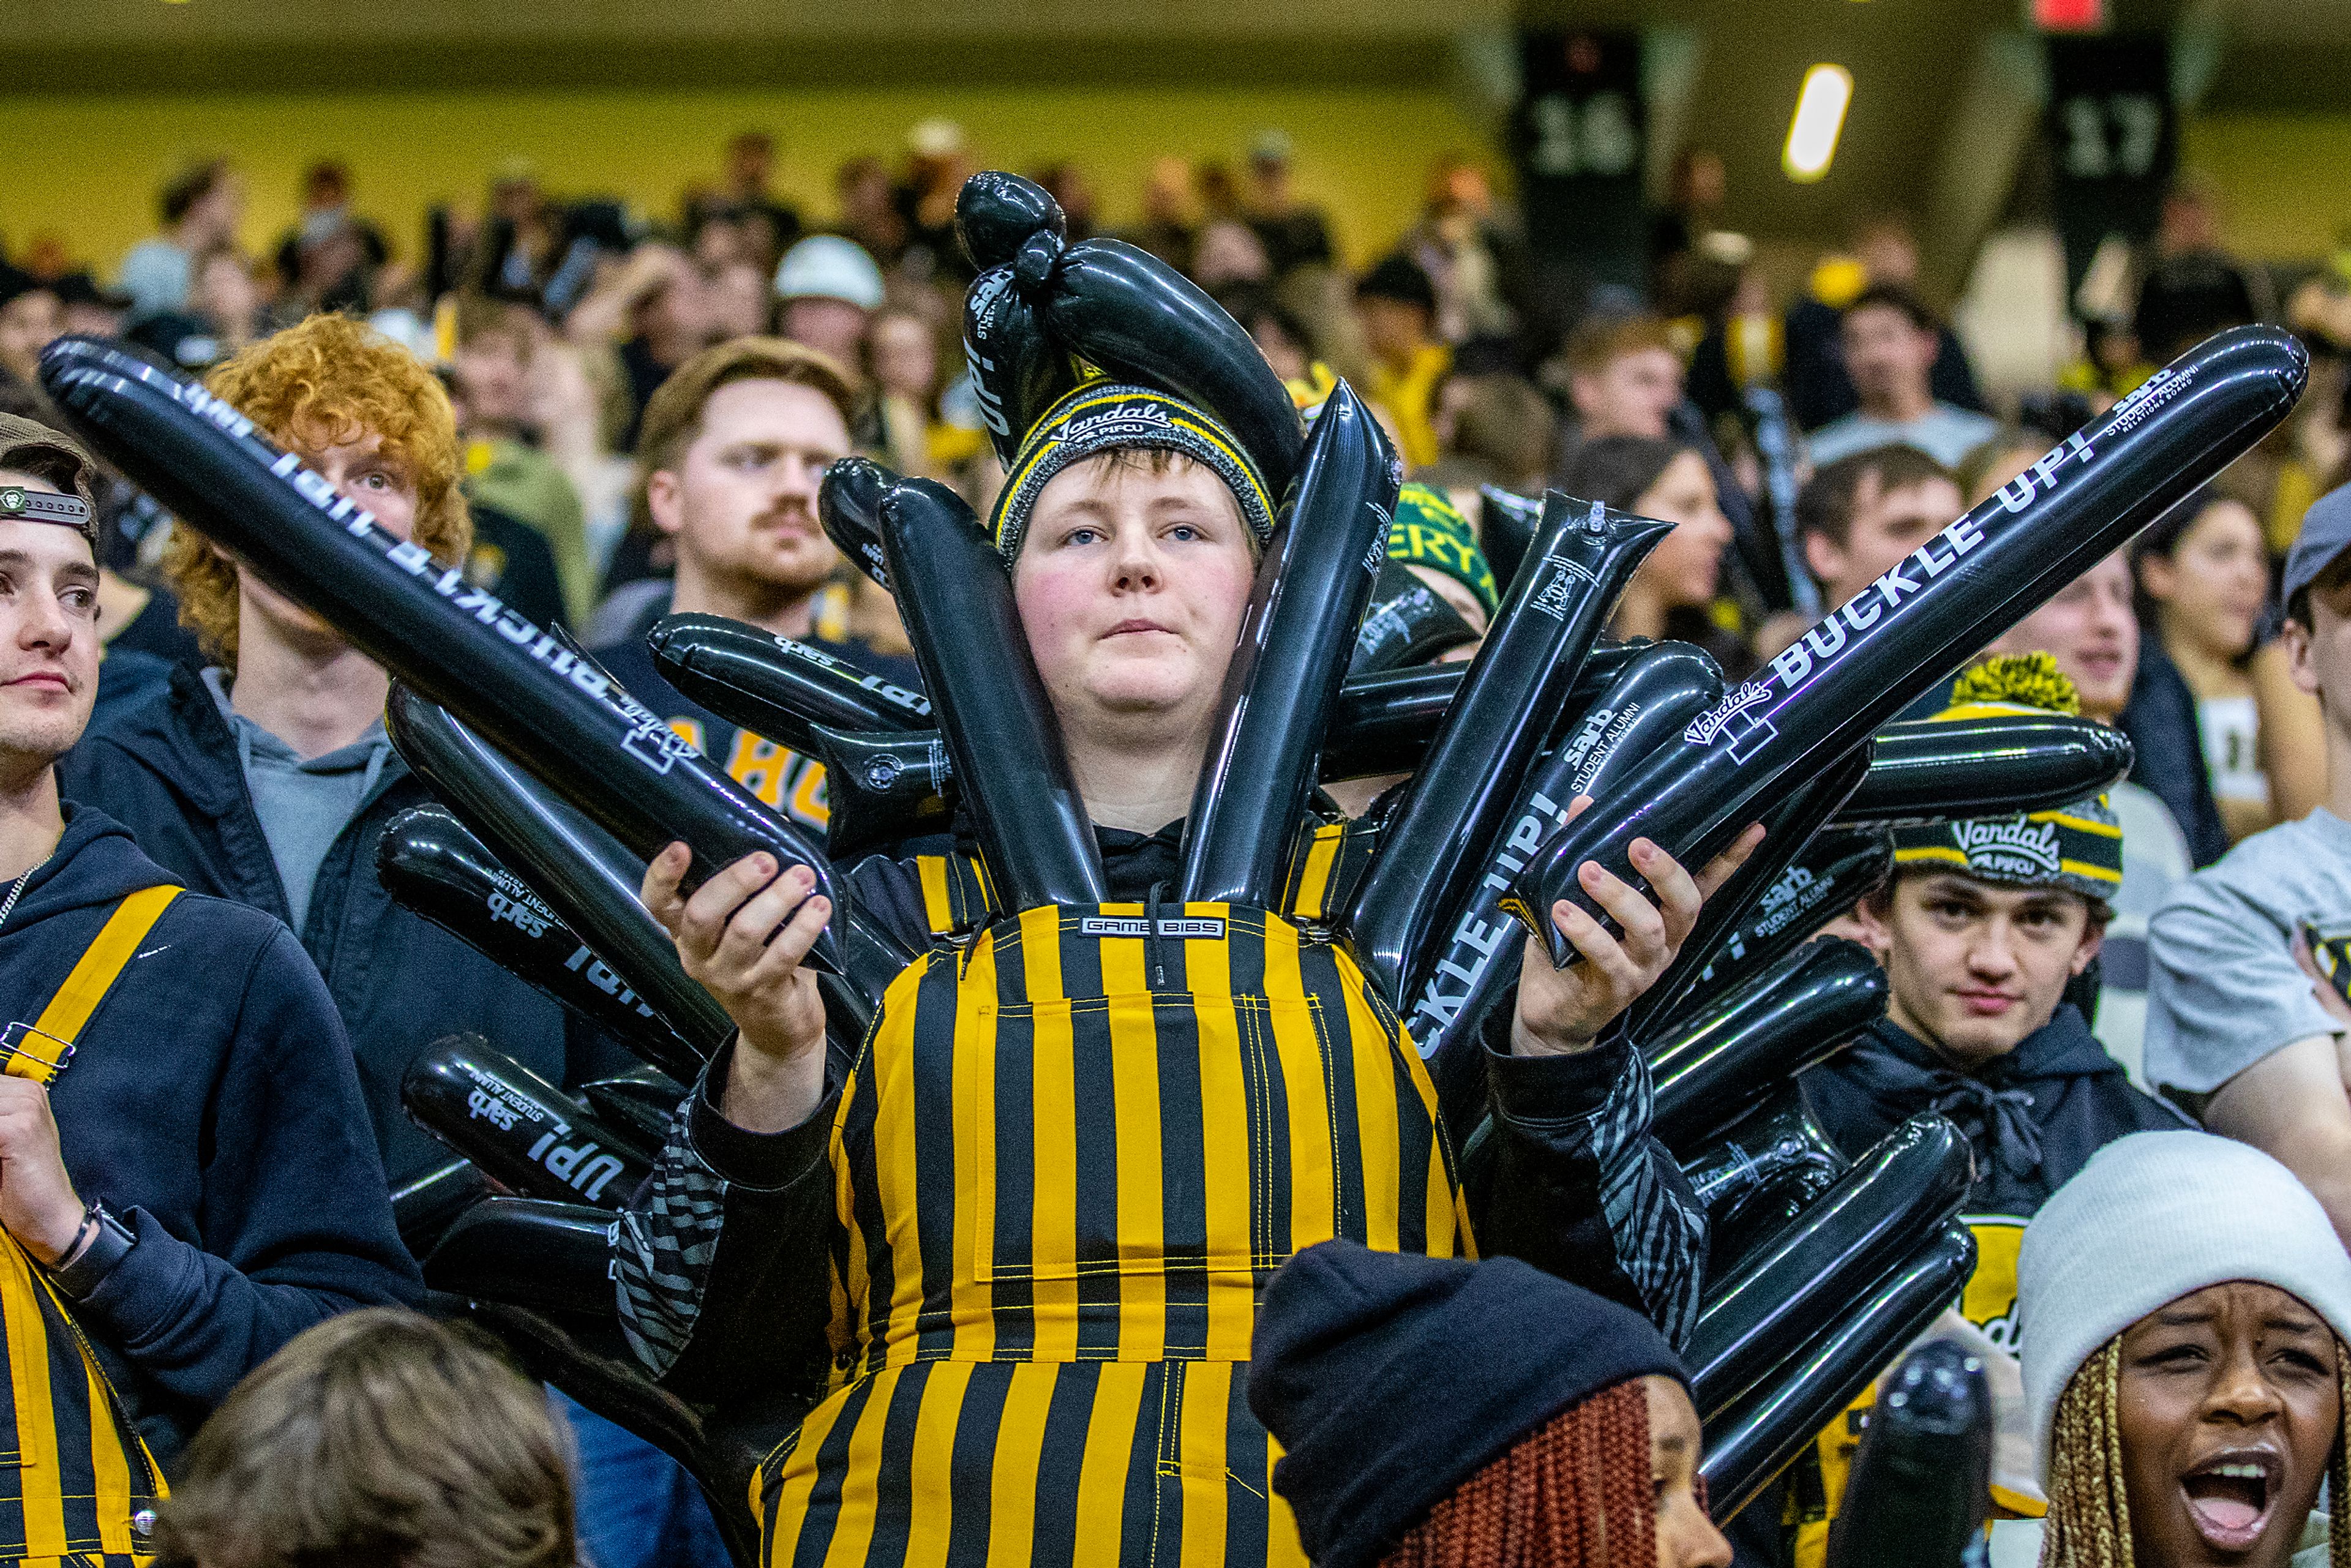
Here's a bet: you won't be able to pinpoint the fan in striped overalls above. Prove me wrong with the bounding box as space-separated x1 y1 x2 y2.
614 203 1755 1568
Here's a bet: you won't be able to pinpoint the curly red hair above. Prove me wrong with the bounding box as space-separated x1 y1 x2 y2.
163 313 468 668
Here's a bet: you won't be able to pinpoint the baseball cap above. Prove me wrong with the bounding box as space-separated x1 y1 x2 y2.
773 236 885 311
2282 481 2351 612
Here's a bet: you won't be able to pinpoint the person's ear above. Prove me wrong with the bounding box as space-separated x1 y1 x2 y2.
2071 913 2105 977
1802 530 1845 588
1568 372 1600 422
2139 553 2177 606
2284 616 2321 697
645 468 686 539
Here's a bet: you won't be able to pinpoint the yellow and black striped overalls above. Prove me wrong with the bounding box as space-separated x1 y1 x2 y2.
0 886 174 1566
756 833 1471 1567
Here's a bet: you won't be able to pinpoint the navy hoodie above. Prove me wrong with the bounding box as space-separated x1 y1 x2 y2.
1 806 420 1468
58 664 634 1182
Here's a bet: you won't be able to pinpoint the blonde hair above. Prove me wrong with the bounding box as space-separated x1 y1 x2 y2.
151 1308 575 1568
2041 1338 2351 1567
163 313 469 668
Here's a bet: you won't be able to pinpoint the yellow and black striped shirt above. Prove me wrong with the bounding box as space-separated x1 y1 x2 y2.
617 824 1703 1567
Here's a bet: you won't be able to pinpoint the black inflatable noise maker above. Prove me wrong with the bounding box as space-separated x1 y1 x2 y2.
577 1067 686 1155
1834 712 2135 827
1316 643 1646 784
1824 1339 1994 1568
1625 749 1876 1042
647 612 932 756
1681 1089 1850 1281
1649 937 1887 1155
1640 821 1893 1051
1008 227 1305 495
1344 497 1676 1003
965 261 1086 471
1409 640 1722 1135
816 455 898 590
1503 326 2308 964
1700 1223 1977 1521
37 336 845 969
1350 559 1479 675
403 1035 657 1210
1688 1112 1972 1422
424 1198 620 1318
384 686 740 1055
880 476 1106 909
1182 381 1400 906
378 805 708 1082
1477 486 1542 595
390 1158 492 1256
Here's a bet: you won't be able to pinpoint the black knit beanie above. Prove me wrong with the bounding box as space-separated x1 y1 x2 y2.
1248 1240 1687 1568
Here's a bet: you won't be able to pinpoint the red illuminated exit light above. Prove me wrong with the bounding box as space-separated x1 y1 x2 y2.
2033 0 2105 31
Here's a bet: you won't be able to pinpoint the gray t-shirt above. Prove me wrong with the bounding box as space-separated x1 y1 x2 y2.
2091 780 2192 1090
2144 806 2351 1097
203 669 396 934
1805 403 2002 470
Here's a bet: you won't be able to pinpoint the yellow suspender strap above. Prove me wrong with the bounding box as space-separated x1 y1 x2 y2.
15 887 181 1086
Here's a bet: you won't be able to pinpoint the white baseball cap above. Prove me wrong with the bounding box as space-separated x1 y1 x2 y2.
773 236 885 311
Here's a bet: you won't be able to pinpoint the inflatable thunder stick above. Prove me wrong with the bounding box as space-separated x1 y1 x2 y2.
1182 381 1398 906
1351 560 1479 675
1689 1114 1972 1420
956 174 1081 467
1477 486 1542 594
879 477 1106 909
1700 1223 1978 1520
1824 1340 1993 1568
816 455 897 589
384 687 741 1053
1635 813 1891 1046
1647 937 1886 1152
423 1198 619 1319
1681 1090 1850 1279
1834 711 2134 827
36 336 843 968
1346 496 1674 1002
403 1035 656 1209
378 806 710 1082
1409 640 1722 1126
1505 326 2308 963
647 612 932 754
391 1159 492 1255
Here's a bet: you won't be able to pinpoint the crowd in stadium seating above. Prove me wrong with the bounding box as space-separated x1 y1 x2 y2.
5 119 2351 1568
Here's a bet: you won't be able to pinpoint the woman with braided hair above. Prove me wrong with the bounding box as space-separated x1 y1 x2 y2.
1249 1239 1731 1568
2015 1131 2351 1568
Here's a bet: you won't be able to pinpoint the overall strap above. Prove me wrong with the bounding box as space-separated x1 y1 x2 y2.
12 887 182 1086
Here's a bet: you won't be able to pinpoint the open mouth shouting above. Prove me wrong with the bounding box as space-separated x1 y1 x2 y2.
2178 1449 2279 1553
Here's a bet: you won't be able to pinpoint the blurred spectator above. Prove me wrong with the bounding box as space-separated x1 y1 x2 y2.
774 234 885 370
1355 253 1449 470
449 299 596 625
1650 149 1727 315
1193 215 1274 294
2133 490 2322 847
0 269 64 400
1401 154 1522 350
470 160 563 306
1782 218 1985 431
1424 372 1555 498
1795 444 1965 618
1562 435 1742 672
2147 486 2351 1244
1223 287 1316 385
1564 312 1682 445
566 243 708 452
1805 284 1999 468
526 336 636 584
871 307 944 477
894 119 975 283
701 257 771 342
153 1310 575 1568
128 244 266 372
2134 181 2271 364
722 130 804 264
2058 315 2155 408
270 160 389 313
1125 156 1198 274
1243 130 1337 278
116 158 245 321
833 155 908 265
52 272 130 340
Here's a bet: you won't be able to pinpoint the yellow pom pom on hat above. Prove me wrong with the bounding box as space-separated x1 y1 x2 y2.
1888 653 2124 902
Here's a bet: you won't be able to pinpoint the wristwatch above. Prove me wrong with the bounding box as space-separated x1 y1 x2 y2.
49 1201 135 1302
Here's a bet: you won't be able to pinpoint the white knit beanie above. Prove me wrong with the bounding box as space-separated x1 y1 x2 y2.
2017 1130 2351 1482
